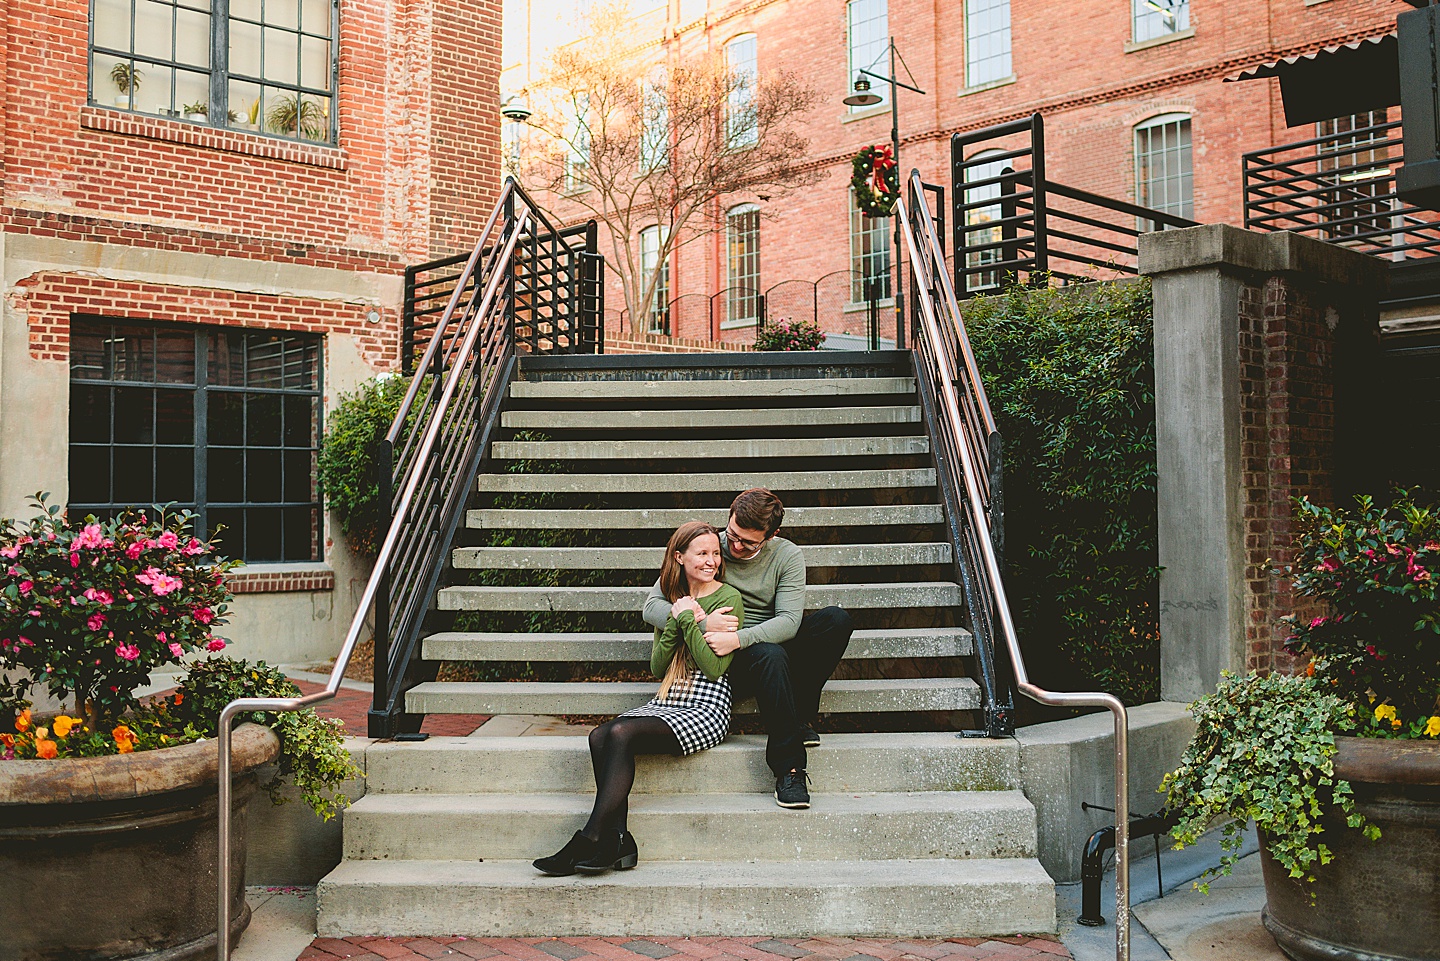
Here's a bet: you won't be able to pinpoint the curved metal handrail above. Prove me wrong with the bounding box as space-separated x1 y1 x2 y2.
897 169 1133 961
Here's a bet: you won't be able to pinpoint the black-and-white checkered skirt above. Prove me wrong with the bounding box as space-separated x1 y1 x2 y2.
618 670 732 755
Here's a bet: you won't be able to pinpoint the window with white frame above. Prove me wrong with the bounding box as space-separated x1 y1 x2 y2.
565 95 591 193
847 0 888 111
1132 0 1189 43
725 34 758 148
90 0 338 143
1316 110 1393 241
725 204 761 326
639 71 669 172
1134 113 1193 220
965 0 1011 87
849 192 891 303
963 150 1013 292
640 225 671 334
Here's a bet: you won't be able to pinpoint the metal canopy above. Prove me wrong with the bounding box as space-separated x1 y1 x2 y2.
1226 33 1400 127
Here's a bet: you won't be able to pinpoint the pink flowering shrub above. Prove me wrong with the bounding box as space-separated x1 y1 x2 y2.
1281 492 1440 736
0 495 239 727
753 316 824 352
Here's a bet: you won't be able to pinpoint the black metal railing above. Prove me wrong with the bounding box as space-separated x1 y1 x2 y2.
897 168 1134 961
1243 116 1440 261
953 113 1197 298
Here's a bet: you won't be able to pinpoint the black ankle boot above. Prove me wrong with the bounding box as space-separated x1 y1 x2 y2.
575 829 638 873
533 831 598 876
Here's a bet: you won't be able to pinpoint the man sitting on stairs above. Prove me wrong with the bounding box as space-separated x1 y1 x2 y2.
643 487 854 810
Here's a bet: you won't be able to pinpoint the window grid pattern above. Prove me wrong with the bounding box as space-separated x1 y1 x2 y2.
964 151 1011 290
90 0 337 143
1135 114 1194 220
68 319 322 563
847 0 889 110
1316 110 1393 239
725 205 761 327
849 193 891 303
965 0 1011 87
726 34 759 148
640 226 671 334
1132 0 1189 43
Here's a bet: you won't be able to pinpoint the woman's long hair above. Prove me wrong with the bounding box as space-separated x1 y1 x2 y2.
656 521 725 699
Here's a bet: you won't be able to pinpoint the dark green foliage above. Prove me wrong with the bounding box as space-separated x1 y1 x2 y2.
316 375 412 556
964 280 1159 703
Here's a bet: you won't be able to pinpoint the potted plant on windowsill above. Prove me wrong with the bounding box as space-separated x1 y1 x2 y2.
0 496 358 961
1162 492 1440 961
183 100 209 122
266 93 326 140
110 62 142 108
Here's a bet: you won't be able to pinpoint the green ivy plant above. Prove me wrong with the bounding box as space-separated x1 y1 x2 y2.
1162 671 1379 892
316 374 415 556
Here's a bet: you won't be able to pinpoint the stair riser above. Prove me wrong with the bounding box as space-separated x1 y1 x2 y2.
451 544 952 569
502 407 922 430
436 584 962 612
508 377 917 400
341 803 1036 862
466 505 944 530
362 736 1020 795
491 437 929 460
421 630 973 662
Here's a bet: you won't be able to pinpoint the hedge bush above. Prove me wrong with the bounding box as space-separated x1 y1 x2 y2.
316 374 413 556
963 280 1159 704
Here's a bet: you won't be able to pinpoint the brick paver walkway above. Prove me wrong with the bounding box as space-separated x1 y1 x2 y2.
291 679 489 737
300 936 1071 961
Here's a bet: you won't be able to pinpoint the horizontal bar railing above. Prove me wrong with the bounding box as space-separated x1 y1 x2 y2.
900 169 1133 961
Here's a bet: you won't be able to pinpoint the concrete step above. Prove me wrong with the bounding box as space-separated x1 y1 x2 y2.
422 627 973 662
451 542 952 569
316 857 1056 937
340 790 1037 862
475 467 937 494
490 436 928 460
509 377 917 400
406 678 980 716
436 582 962 612
466 504 944 530
362 733 1018 795
502 406 922 431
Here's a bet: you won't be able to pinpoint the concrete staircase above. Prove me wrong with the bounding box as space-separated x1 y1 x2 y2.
317 352 1055 937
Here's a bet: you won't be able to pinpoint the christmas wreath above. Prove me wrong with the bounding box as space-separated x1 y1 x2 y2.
851 143 899 217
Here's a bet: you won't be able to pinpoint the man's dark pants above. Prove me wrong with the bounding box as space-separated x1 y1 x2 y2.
726 606 854 776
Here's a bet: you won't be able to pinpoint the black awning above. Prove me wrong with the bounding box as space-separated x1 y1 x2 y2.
1225 33 1400 127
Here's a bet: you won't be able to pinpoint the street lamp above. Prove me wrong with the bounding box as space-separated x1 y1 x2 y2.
843 38 924 349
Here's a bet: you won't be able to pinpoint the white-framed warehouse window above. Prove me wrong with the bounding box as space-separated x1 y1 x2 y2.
963 149 1012 292
639 225 671 334
965 0 1011 88
1134 113 1193 220
1132 0 1189 44
847 0 888 111
725 34 758 148
725 204 761 327
849 192 891 303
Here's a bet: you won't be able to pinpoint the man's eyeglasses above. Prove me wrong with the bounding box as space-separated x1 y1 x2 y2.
725 524 767 554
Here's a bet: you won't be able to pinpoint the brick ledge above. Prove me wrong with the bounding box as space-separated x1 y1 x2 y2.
229 566 336 594
80 106 348 171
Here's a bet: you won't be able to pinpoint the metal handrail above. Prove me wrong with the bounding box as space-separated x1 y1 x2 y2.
898 169 1133 961
214 181 537 959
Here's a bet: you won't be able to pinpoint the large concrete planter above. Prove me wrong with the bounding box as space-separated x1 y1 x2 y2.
1260 736 1440 961
0 723 280 961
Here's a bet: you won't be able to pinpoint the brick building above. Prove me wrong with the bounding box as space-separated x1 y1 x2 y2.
0 0 502 665
507 0 1399 346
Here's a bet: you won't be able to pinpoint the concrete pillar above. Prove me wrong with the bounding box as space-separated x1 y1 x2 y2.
1139 225 1385 702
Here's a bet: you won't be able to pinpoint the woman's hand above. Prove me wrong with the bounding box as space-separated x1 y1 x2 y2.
671 596 704 619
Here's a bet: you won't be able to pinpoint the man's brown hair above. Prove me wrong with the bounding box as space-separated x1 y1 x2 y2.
730 487 785 536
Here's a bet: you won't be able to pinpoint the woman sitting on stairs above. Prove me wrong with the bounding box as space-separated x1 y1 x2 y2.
534 520 746 875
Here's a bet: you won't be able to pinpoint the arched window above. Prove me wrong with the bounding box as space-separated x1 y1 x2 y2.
847 0 888 111
725 204 761 327
725 34 758 148
1134 113 1193 220
639 225 670 334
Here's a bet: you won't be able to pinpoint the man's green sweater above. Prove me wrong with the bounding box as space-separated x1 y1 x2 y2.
643 534 805 648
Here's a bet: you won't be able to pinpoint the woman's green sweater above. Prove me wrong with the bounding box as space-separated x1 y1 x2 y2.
651 583 746 681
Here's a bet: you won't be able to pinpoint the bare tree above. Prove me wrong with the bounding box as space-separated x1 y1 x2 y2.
519 2 822 337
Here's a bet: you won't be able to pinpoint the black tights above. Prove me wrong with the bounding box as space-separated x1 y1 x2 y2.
581 715 681 839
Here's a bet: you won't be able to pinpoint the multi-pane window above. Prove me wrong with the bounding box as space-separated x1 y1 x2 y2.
965 0 1011 87
849 192 891 303
1132 0 1189 43
1317 110 1394 241
640 225 671 334
90 0 338 143
639 72 669 171
725 34 759 148
1135 114 1194 220
69 319 322 563
963 150 1012 292
725 204 761 327
847 0 888 111
565 95 591 193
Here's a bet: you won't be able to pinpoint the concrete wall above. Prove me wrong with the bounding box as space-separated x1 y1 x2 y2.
1017 701 1196 883
246 737 371 886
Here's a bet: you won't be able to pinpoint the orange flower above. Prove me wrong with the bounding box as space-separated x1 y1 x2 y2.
0 733 14 748
112 725 137 754
35 738 58 759
14 708 32 733
173 692 184 705
52 716 77 738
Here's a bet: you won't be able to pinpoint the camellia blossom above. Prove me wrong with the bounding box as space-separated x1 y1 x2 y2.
125 542 145 560
87 613 107 631
114 642 140 661
136 566 182 596
182 537 204 556
18 580 32 595
192 606 214 625
1310 616 1327 629
169 642 184 657
206 637 227 652
84 588 114 606
157 531 179 550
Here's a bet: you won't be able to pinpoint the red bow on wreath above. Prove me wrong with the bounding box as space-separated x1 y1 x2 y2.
869 143 896 196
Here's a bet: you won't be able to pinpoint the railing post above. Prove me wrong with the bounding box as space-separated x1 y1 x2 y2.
1030 113 1049 281
401 266 417 377
504 190 518 343
368 437 394 738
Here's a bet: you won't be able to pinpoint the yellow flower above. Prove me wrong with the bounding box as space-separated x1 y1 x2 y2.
1375 703 1397 723
52 716 77 738
1426 716 1440 738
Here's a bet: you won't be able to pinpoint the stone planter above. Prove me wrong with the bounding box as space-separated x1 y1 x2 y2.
1260 736 1440 961
0 723 280 961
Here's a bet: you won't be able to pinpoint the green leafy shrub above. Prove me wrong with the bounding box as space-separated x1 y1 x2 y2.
754 316 823 351
964 280 1159 703
1162 671 1378 891
317 374 413 556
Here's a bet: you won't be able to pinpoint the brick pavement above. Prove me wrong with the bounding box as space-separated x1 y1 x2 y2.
289 679 490 738
299 936 1071 961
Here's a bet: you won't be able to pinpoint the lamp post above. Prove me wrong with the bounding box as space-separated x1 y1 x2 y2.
843 38 925 350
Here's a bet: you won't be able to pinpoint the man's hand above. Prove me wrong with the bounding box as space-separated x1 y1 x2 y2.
704 631 742 656
703 606 739 632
